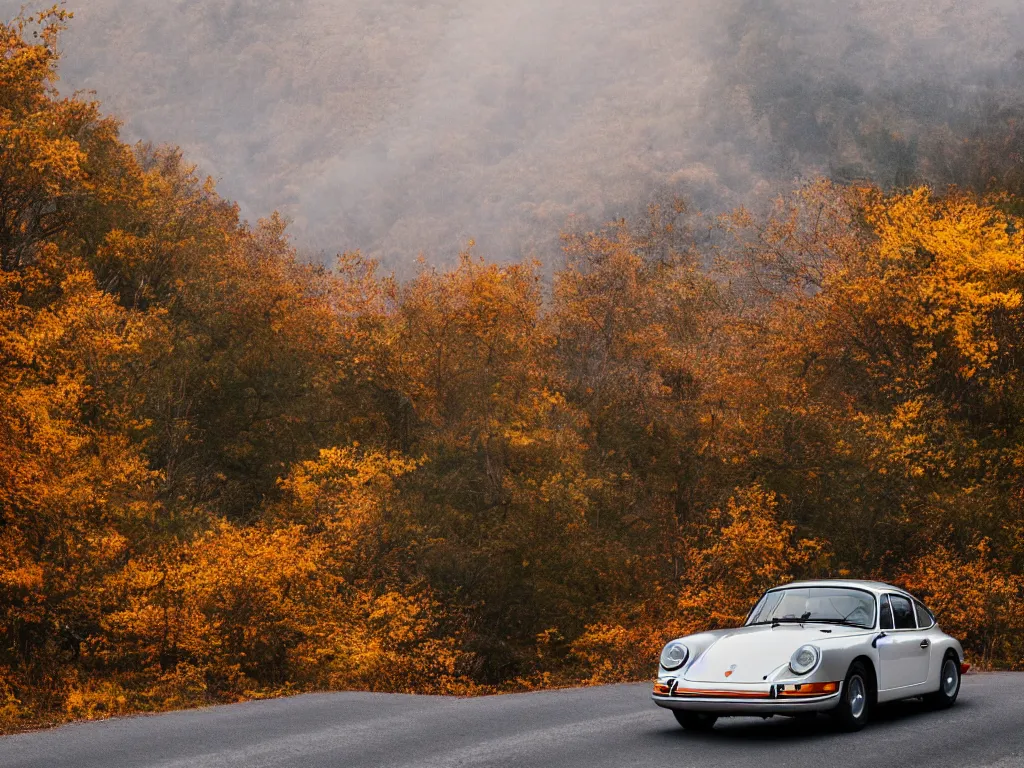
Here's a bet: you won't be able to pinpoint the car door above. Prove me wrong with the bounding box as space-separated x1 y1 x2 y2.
913 599 941 689
877 594 931 696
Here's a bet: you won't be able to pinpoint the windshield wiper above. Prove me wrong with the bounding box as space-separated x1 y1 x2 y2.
786 618 868 626
744 619 798 626
805 618 870 628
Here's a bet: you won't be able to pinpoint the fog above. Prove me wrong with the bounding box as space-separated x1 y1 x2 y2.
9 0 1024 267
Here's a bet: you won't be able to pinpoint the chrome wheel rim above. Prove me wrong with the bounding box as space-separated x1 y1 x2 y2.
849 675 866 719
942 659 959 697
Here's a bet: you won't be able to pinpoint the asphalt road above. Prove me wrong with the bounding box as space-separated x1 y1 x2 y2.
1 673 1022 768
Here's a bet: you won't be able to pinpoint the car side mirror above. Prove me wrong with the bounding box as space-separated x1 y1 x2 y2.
872 632 887 648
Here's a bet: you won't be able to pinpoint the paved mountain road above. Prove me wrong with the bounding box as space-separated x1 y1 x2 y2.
1 674 1022 768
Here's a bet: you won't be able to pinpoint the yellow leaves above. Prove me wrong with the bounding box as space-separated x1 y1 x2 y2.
276 446 420 531
840 186 1024 376
898 541 1024 667
503 431 537 448
3 117 87 188
675 486 828 633
63 681 130 723
102 521 330 682
0 7 68 101
0 675 28 732
0 10 133 275
392 251 551 453
0 550 44 593
570 621 666 685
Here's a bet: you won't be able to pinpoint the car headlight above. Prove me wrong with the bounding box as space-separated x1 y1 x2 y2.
660 641 689 671
789 644 820 675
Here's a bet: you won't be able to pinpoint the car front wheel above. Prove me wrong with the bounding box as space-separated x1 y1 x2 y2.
831 661 871 732
673 710 718 731
924 653 961 709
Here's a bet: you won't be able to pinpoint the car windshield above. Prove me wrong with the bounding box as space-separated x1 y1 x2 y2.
745 587 876 629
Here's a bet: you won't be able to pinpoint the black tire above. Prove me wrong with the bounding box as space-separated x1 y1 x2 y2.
924 652 961 709
673 710 718 731
831 661 871 732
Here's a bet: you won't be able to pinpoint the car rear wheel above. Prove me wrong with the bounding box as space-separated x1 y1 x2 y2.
924 652 961 709
831 661 871 732
673 710 718 731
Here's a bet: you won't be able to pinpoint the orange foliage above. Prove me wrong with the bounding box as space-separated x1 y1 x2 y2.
898 542 1024 669
98 520 470 705
3 10 1024 733
675 486 828 632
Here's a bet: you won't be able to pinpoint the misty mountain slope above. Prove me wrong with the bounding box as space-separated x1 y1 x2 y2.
14 0 1024 266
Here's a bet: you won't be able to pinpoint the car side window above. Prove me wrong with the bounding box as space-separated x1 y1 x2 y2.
880 595 894 630
888 595 915 629
914 601 935 629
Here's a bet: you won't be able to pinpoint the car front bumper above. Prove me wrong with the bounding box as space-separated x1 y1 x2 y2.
652 681 844 715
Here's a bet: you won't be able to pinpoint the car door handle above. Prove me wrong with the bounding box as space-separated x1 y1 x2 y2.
920 639 930 649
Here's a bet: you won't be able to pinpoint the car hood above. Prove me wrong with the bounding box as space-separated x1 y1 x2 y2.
682 624 869 684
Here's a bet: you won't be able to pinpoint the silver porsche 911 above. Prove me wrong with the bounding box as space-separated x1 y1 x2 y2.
652 579 968 732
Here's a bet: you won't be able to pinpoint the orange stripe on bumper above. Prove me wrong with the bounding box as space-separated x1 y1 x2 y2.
673 688 772 699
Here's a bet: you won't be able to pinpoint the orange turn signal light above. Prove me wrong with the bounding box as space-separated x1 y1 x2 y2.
653 683 671 695
778 681 839 698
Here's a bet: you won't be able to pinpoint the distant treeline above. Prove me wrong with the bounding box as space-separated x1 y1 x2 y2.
1 9 1022 732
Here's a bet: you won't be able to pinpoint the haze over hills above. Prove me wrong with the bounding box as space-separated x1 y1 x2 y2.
14 0 1024 267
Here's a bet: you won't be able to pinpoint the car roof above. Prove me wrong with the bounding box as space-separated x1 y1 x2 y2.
771 579 914 597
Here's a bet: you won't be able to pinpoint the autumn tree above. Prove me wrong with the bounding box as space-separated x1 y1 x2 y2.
380 251 598 682
718 182 1024 664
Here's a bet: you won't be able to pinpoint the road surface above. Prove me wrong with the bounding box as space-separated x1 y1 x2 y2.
1 673 1022 767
